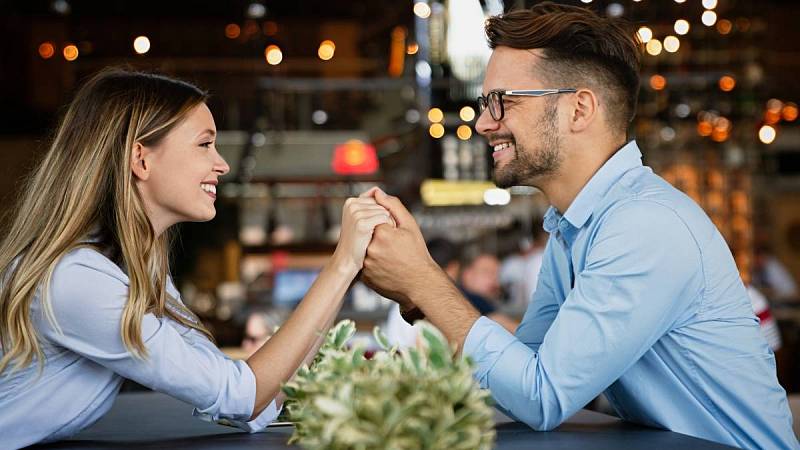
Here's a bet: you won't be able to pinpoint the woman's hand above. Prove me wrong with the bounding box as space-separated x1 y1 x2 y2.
332 193 395 275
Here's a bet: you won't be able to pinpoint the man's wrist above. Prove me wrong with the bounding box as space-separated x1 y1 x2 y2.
399 304 425 324
403 260 448 303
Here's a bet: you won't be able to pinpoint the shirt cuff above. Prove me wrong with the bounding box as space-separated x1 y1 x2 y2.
462 316 519 389
192 359 282 432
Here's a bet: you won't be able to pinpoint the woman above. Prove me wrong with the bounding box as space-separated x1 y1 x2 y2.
0 68 393 448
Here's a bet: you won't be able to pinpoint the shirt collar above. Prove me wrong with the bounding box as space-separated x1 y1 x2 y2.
544 140 643 232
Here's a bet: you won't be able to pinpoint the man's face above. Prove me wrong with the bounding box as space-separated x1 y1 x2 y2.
461 254 501 300
476 47 565 189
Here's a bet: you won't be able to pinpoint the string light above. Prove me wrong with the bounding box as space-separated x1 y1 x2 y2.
702 10 717 27
646 39 663 56
62 44 78 61
133 36 150 55
758 125 776 144
664 36 680 53
674 19 690 35
413 2 431 19
456 125 473 140
702 0 718 9
318 40 335 61
265 45 282 65
428 107 444 123
459 106 476 122
637 26 653 43
429 123 445 138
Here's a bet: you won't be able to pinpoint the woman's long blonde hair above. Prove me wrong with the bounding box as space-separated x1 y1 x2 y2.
0 68 214 374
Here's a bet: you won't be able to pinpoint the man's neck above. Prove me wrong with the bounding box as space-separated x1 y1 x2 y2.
539 139 625 215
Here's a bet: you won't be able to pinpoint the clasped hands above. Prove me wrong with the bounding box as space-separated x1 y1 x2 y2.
356 187 440 315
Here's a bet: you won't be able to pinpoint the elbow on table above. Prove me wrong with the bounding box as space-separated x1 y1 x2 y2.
527 416 562 432
508 402 566 432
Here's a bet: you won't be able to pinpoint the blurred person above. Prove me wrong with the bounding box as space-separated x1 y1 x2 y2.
500 222 547 309
460 251 519 332
747 285 783 353
753 245 799 301
241 310 287 357
359 3 797 448
428 237 461 280
384 240 517 348
461 253 502 301
0 68 394 449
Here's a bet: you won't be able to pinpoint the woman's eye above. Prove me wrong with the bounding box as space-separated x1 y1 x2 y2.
199 142 213 149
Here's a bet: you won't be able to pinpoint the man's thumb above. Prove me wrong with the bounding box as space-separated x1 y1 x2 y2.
374 189 414 229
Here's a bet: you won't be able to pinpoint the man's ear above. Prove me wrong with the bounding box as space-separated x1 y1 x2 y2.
568 88 599 133
131 142 151 181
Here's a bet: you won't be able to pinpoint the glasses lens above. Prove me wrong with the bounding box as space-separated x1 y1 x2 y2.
488 92 502 120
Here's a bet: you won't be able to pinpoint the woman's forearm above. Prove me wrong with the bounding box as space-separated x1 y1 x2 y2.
274 307 338 409
246 254 356 417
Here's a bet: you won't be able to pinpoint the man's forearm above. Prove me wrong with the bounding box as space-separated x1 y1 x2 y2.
406 266 481 354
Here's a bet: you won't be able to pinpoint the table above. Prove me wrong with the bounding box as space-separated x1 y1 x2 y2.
32 392 735 449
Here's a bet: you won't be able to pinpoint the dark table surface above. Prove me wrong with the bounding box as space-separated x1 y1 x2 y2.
31 391 735 449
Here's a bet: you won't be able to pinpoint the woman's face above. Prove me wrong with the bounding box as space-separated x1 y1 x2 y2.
135 103 230 235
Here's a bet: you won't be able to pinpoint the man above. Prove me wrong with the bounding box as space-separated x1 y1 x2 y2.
458 251 519 332
361 3 797 448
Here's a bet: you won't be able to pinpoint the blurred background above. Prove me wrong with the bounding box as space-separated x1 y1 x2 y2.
1 0 799 392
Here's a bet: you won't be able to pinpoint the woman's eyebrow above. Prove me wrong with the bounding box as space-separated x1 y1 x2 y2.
195 129 217 139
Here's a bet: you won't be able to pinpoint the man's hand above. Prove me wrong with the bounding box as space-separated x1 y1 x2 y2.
359 189 439 310
360 188 482 352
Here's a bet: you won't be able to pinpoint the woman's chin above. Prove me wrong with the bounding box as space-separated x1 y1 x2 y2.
185 208 217 223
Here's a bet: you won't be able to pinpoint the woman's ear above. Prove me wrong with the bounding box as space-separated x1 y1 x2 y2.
131 142 151 181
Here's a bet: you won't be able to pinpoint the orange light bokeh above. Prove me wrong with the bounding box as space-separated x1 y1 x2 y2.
225 24 241 39
782 103 798 122
62 44 79 61
264 45 282 65
263 21 278 36
719 75 736 92
243 20 259 37
697 121 713 137
318 40 335 61
650 74 667 90
716 19 733 35
764 110 781 125
38 42 55 59
711 128 729 142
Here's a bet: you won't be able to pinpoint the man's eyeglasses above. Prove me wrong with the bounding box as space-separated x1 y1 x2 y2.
477 89 577 121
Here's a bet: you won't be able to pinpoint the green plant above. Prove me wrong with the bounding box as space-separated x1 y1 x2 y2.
281 320 496 450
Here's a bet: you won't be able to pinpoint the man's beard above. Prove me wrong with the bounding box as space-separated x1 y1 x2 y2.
492 98 562 189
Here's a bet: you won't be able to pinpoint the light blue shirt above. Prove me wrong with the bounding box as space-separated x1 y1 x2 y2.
0 248 279 449
463 141 798 449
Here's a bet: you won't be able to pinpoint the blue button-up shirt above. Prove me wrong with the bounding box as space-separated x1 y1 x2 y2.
463 141 798 449
0 248 279 449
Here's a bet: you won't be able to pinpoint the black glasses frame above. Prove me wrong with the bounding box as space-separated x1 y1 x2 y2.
477 89 577 121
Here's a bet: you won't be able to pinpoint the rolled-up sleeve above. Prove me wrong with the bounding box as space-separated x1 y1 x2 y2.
39 249 279 432
462 201 703 431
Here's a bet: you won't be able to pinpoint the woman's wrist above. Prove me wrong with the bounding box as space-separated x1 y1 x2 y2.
329 250 360 278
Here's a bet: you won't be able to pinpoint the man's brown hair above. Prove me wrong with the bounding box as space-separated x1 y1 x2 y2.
485 2 641 131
